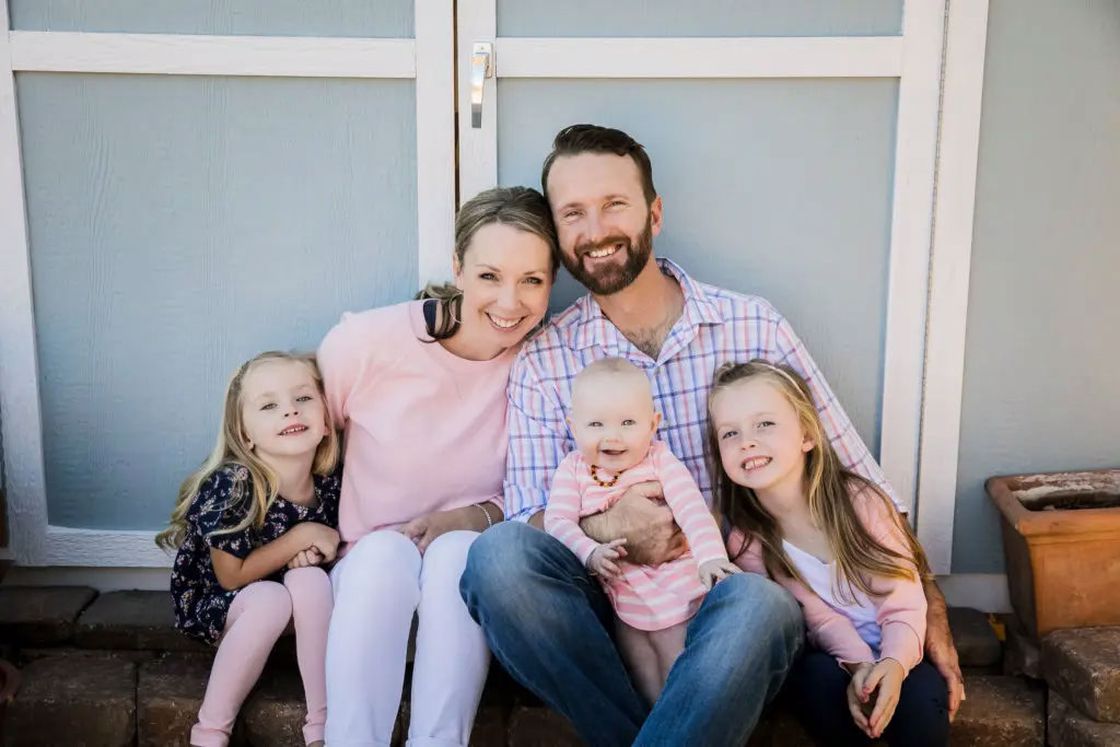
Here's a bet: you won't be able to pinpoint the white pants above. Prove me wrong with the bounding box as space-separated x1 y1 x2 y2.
324 529 489 747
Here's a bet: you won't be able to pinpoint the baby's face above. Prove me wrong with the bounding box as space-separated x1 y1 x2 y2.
569 378 659 473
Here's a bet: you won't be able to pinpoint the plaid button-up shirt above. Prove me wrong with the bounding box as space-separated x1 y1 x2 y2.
504 257 897 522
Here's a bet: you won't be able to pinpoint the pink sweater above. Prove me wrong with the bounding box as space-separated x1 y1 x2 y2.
545 441 729 631
317 300 515 546
728 484 927 672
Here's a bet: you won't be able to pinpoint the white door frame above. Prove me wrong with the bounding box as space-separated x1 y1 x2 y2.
0 1 456 567
457 1 989 573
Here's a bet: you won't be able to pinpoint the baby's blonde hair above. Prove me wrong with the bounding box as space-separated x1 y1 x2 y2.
155 351 340 551
572 357 652 402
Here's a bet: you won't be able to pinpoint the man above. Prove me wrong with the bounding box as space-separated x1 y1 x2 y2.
460 124 963 746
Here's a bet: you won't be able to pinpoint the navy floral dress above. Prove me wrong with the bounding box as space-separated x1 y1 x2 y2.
170 463 340 644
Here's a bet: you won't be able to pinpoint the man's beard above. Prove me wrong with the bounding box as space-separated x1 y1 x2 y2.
562 218 653 296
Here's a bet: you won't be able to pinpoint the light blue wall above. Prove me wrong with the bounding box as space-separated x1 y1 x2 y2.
498 0 901 37
9 0 414 37
498 78 899 457
18 73 418 530
952 1 1120 572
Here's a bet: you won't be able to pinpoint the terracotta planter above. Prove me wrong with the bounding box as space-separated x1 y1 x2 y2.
987 469 1120 639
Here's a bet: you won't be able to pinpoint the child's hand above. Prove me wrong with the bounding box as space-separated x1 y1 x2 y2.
296 522 340 563
587 539 628 581
847 658 905 738
287 547 324 569
698 559 741 590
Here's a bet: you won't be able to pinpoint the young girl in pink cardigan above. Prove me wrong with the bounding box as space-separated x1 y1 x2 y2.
707 360 948 746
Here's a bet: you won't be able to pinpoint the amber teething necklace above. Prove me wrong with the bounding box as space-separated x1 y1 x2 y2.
589 464 625 488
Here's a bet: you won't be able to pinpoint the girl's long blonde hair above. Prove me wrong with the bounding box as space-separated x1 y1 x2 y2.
707 360 931 602
155 351 340 551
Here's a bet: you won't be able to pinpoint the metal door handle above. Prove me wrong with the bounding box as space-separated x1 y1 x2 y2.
470 42 493 129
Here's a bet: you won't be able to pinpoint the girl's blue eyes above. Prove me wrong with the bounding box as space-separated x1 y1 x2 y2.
260 395 315 411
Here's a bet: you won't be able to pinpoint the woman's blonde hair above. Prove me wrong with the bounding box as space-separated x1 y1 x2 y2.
155 351 340 551
417 186 559 340
706 360 931 602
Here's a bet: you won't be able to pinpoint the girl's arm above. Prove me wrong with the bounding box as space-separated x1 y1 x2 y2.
653 444 727 565
543 455 602 564
853 486 927 673
728 528 876 666
211 521 337 591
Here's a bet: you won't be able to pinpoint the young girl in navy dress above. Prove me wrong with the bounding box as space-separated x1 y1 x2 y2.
156 351 341 747
707 361 949 746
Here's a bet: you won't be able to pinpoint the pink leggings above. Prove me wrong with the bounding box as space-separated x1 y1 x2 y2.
190 567 333 747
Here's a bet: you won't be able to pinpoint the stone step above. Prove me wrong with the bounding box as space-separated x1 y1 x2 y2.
1049 692 1120 747
3 653 136 747
2 651 1050 747
1043 626 1120 724
75 591 208 653
951 674 1046 746
0 587 96 647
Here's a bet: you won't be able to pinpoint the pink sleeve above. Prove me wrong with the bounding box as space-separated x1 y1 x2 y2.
853 486 927 672
655 444 727 566
543 455 601 565
317 314 362 428
728 529 875 665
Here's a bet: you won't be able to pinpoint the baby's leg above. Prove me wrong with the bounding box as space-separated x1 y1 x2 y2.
615 619 664 707
648 620 688 688
192 581 293 747
284 566 333 746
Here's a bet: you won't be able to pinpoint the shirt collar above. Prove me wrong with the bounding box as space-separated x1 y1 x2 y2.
570 257 722 351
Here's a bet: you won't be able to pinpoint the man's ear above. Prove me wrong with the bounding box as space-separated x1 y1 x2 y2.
649 195 664 238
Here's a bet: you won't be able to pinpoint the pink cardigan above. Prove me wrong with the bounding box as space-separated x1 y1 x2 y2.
728 485 927 672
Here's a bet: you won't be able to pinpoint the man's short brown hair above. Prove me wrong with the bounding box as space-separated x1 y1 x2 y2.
541 124 657 206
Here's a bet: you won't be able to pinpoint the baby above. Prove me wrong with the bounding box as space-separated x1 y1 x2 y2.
544 357 740 704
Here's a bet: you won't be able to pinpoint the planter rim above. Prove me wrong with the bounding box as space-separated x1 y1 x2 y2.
986 469 1120 537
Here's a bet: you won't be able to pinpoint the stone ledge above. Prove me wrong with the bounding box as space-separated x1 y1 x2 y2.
3 654 136 747
1043 627 1120 723
74 591 209 652
0 586 96 647
1049 692 1120 747
951 674 1046 746
137 654 214 747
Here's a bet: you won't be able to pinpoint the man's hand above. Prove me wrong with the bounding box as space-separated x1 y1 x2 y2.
698 559 741 589
923 578 965 721
578 481 686 565
586 539 628 581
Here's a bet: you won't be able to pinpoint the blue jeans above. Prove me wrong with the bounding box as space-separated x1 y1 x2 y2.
459 522 804 747
784 649 949 746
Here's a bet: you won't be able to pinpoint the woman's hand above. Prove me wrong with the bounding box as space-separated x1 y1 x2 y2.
698 559 741 589
287 547 324 569
847 658 905 738
296 522 340 563
398 504 494 554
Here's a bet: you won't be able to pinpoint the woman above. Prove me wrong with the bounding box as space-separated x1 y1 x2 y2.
318 186 558 746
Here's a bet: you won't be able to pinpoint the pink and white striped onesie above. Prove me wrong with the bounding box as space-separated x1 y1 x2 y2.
545 440 730 631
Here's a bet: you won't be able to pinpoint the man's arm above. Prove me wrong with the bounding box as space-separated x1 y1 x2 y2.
504 352 572 523
922 577 965 721
768 306 901 509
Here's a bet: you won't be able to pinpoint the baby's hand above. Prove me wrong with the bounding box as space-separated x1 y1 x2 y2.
587 539 628 581
698 559 741 590
287 547 324 570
